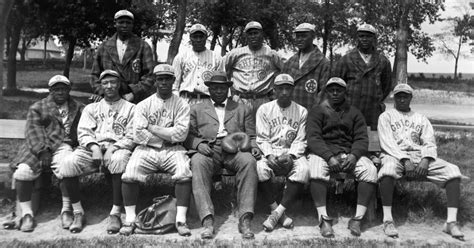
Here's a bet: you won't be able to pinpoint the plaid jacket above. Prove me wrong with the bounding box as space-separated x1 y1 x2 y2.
11 95 84 171
332 48 392 129
283 46 330 110
91 33 156 103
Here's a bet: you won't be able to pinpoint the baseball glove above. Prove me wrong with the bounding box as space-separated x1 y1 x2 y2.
221 132 251 154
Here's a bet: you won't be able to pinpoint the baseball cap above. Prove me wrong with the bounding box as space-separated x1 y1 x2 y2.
244 21 262 33
294 23 315 33
326 77 347 88
48 75 71 87
357 23 377 35
190 23 208 36
114 10 134 20
153 64 175 77
99 70 120 81
393 84 413 95
204 71 233 87
274 74 294 86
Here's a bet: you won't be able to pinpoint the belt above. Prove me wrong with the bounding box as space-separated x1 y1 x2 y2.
180 91 210 100
231 90 272 100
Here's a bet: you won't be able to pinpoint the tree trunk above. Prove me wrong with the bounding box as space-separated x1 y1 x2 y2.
454 35 462 79
6 14 24 92
221 25 230 56
166 0 187 64
20 38 27 65
0 0 14 100
43 36 48 65
83 48 87 70
210 32 218 51
63 38 76 78
394 0 409 85
152 35 158 61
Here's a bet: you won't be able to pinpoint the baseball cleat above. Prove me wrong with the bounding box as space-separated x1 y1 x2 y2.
279 212 294 229
238 214 254 239
348 217 362 236
201 215 214 239
70 212 86 233
262 211 280 232
443 222 464 241
319 215 334 238
61 211 74 229
176 222 191 236
107 214 122 234
119 222 135 236
20 214 35 232
383 221 398 238
2 212 21 230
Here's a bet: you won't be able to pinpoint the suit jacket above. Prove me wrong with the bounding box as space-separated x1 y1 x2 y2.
90 33 155 103
184 98 256 154
283 46 330 110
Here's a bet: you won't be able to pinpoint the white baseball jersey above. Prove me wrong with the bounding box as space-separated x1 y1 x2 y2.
133 93 190 149
377 108 437 163
172 48 222 95
256 100 307 158
78 98 135 150
224 45 283 94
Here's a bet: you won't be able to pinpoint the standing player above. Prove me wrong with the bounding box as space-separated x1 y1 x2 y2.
256 74 309 232
224 21 283 117
119 64 193 237
307 77 377 238
332 24 392 130
90 10 155 103
172 23 222 104
185 71 259 240
58 70 135 234
377 84 464 240
10 75 83 232
283 23 330 109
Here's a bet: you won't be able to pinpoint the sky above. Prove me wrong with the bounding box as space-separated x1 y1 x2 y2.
153 0 473 74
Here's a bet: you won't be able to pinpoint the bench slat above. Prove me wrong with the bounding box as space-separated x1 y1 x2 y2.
0 119 27 139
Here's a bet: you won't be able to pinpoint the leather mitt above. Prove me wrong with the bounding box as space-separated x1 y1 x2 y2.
221 132 251 154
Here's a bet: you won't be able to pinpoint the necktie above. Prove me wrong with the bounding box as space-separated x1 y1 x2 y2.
214 102 225 108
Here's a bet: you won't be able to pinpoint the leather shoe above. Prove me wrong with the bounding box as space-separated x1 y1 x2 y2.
61 211 74 229
348 217 362 236
70 212 86 233
20 214 35 232
238 213 254 239
106 214 122 234
176 222 191 236
383 221 399 238
201 215 214 239
443 221 464 241
119 222 135 236
319 215 334 238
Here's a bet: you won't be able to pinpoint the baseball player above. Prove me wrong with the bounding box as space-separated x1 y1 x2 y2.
377 84 464 240
184 71 259 240
256 74 309 232
172 23 222 104
283 23 330 109
224 21 283 117
58 70 135 234
307 77 377 238
90 10 155 103
332 23 392 130
10 75 83 232
119 64 192 237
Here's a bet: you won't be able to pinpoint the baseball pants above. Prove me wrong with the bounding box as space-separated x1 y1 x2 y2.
121 144 192 183
257 156 309 183
307 154 378 183
378 153 463 187
13 143 76 181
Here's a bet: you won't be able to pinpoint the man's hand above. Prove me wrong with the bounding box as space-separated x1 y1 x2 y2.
38 150 53 172
123 92 134 102
266 154 279 168
328 156 341 173
90 144 103 167
414 157 431 178
103 146 118 165
403 159 416 178
251 147 262 160
341 153 357 172
197 143 213 157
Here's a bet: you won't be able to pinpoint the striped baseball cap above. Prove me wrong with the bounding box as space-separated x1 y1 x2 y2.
326 77 347 88
114 10 134 20
393 84 413 95
48 75 70 87
274 74 294 86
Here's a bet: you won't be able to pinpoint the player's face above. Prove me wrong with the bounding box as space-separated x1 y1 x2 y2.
190 32 207 52
294 31 314 51
114 17 134 37
357 31 375 51
50 83 71 105
326 84 346 105
246 29 264 50
394 92 412 112
101 77 120 100
208 83 229 103
154 75 174 98
274 84 294 106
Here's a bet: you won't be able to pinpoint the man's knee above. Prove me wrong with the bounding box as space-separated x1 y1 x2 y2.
256 160 272 182
13 163 40 181
106 150 130 174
